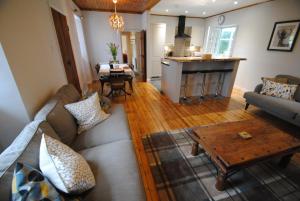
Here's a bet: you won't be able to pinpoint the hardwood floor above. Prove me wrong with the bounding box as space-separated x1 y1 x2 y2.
88 80 299 201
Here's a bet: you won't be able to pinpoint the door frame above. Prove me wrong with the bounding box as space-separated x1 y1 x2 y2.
51 8 81 93
119 30 147 82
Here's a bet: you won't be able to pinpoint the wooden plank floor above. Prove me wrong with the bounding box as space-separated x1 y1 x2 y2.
89 81 300 201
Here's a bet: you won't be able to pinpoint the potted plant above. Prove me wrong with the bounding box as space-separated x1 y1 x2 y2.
107 42 119 64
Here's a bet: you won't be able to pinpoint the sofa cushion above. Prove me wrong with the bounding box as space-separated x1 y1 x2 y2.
79 140 146 201
276 75 300 85
295 114 300 125
35 97 78 145
294 87 300 102
262 77 288 84
0 121 60 201
276 75 300 102
55 84 81 104
72 104 131 151
244 92 300 119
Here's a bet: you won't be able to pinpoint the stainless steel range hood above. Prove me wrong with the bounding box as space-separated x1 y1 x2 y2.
175 16 191 38
174 15 191 57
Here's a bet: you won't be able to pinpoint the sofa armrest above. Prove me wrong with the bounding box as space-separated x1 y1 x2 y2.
254 84 263 94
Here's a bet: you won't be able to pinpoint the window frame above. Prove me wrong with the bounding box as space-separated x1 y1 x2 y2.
205 25 238 57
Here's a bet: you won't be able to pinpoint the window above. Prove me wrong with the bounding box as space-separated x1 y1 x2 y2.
205 26 237 57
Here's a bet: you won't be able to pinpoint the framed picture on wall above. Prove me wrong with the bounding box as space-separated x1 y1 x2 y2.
267 20 300 52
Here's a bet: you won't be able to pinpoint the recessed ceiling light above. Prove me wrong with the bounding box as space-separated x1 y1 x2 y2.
234 1 238 5
212 0 216 2
185 10 188 14
202 11 206 15
165 9 169 12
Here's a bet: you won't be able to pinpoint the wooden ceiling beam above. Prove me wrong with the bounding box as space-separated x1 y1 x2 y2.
82 8 143 14
145 0 160 11
73 0 161 14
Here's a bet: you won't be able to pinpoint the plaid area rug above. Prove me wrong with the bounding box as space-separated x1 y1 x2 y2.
142 129 300 201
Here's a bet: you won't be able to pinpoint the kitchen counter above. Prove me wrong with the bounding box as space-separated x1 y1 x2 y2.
165 56 247 62
161 57 246 103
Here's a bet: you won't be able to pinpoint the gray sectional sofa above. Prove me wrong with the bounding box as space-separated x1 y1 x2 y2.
244 75 300 127
0 85 146 201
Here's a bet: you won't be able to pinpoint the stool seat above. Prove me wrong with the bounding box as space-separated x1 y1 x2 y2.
182 71 199 75
198 69 233 73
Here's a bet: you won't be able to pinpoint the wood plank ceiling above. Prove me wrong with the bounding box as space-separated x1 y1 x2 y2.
73 0 160 14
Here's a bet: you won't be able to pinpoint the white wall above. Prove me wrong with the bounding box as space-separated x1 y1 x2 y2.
0 0 68 119
0 44 31 148
205 0 300 91
82 11 144 77
150 15 205 47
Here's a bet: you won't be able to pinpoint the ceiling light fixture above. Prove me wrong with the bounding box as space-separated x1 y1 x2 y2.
212 0 216 2
234 1 238 5
109 0 124 31
185 10 188 14
166 9 169 12
202 11 206 15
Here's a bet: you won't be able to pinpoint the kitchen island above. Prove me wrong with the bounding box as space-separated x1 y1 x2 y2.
161 57 246 103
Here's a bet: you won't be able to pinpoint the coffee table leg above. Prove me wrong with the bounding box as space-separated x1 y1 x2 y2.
216 171 227 191
191 142 199 156
279 154 293 168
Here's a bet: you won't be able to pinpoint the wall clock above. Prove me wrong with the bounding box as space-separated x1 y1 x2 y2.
218 15 225 25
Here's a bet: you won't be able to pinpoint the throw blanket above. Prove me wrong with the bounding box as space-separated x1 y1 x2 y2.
0 120 43 177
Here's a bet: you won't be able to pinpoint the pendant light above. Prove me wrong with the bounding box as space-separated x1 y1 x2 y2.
109 0 124 31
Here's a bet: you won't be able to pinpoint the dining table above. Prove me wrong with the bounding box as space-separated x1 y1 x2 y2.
98 63 135 78
97 63 135 95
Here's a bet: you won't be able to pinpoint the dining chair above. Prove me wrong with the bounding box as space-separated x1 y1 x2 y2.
95 64 110 95
107 70 131 100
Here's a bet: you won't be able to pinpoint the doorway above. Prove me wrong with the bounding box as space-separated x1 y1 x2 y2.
120 31 147 82
150 23 166 78
51 8 81 93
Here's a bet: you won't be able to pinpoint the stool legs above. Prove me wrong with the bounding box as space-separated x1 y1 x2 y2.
183 74 189 100
215 72 226 98
215 72 223 97
200 73 206 98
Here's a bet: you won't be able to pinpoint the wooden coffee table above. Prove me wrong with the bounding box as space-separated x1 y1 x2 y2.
189 119 300 191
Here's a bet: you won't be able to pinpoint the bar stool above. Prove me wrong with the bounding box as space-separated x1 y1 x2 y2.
198 69 233 98
215 69 233 97
181 71 198 103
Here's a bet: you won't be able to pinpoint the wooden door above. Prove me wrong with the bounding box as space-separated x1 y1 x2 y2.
51 8 81 93
140 30 147 82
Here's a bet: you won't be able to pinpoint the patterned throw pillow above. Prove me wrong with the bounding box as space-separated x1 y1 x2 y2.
64 92 110 134
260 79 298 100
11 162 63 201
39 134 95 194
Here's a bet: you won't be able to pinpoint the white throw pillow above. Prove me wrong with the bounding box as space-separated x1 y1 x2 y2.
39 134 95 194
260 79 298 100
64 93 110 134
